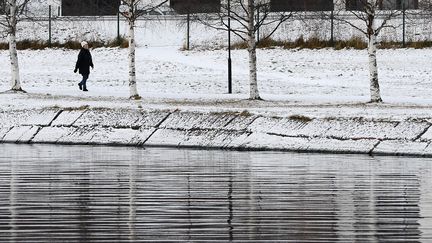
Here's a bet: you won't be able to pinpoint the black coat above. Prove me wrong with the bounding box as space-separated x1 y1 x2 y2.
75 48 94 75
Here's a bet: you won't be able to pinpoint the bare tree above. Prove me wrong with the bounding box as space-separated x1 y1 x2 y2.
119 0 167 100
335 0 415 103
199 0 292 100
0 0 32 92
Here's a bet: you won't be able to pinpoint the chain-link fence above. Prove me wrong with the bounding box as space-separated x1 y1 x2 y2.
2 5 432 48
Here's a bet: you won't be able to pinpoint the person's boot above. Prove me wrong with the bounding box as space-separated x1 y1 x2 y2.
83 85 88 92
78 83 82 90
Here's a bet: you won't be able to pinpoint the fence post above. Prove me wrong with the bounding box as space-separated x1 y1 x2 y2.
48 5 52 47
117 11 120 43
186 13 190 50
402 8 406 47
330 10 334 47
228 0 232 94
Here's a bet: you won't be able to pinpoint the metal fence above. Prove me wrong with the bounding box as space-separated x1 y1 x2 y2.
4 9 432 47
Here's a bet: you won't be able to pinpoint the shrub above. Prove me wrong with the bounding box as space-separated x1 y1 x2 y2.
0 42 8 49
107 36 129 48
407 41 432 49
232 36 366 50
0 37 129 50
17 39 46 50
231 41 248 49
334 36 367 50
289 115 313 123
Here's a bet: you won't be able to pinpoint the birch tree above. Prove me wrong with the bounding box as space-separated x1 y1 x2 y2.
199 0 292 100
336 0 414 103
0 0 32 92
119 0 167 100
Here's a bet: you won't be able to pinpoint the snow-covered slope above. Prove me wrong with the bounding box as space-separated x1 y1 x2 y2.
1 106 432 156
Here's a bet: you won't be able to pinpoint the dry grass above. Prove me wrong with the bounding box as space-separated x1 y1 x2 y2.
239 110 252 117
233 36 368 50
378 41 401 49
0 37 129 50
406 41 432 49
256 38 286 48
232 41 248 49
255 36 432 50
289 115 313 123
334 36 367 50
2 36 432 51
17 39 46 50
106 37 129 48
0 42 8 49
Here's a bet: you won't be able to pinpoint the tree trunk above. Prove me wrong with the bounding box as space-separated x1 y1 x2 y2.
128 19 140 99
367 32 382 103
8 0 23 92
247 0 260 100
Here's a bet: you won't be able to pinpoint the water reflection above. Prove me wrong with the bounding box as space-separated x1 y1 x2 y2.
0 144 431 242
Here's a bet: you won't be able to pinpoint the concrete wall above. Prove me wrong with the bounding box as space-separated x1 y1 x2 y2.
2 107 432 156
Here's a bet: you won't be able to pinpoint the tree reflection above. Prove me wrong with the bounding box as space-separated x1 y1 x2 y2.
0 144 429 242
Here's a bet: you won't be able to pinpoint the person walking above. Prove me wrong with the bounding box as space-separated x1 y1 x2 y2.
74 41 94 92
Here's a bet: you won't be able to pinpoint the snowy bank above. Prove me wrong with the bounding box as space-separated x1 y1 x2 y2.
2 105 432 157
2 44 432 156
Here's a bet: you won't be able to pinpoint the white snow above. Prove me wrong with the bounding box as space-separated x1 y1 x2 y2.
2 13 432 123
1 46 432 116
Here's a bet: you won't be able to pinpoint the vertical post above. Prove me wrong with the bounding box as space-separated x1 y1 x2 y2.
186 13 190 50
58 6 60 16
117 11 121 43
228 0 232 94
330 10 334 46
402 6 406 47
48 5 52 47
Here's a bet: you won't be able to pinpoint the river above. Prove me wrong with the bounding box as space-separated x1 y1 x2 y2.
0 144 431 242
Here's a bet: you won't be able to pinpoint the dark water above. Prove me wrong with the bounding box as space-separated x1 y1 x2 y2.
0 144 431 242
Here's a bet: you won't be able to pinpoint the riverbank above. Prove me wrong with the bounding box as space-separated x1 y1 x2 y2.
2 92 432 157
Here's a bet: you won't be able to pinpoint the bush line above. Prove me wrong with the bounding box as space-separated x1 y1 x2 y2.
2 36 432 50
233 36 432 50
0 37 129 50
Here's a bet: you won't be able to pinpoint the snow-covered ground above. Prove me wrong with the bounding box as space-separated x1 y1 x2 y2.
1 46 432 102
1 46 432 120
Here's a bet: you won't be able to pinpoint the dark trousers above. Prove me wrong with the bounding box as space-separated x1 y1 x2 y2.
79 74 89 88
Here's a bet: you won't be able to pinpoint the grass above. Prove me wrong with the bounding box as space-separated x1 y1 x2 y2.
405 41 432 49
239 110 252 117
3 35 432 51
334 36 367 50
231 36 432 50
232 36 367 50
0 37 129 50
289 115 313 123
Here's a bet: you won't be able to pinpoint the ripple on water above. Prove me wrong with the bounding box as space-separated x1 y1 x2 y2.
0 144 431 242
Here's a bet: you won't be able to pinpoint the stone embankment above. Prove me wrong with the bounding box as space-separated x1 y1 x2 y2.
1 107 432 157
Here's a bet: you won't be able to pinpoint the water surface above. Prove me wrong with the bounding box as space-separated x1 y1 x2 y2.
0 144 431 242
